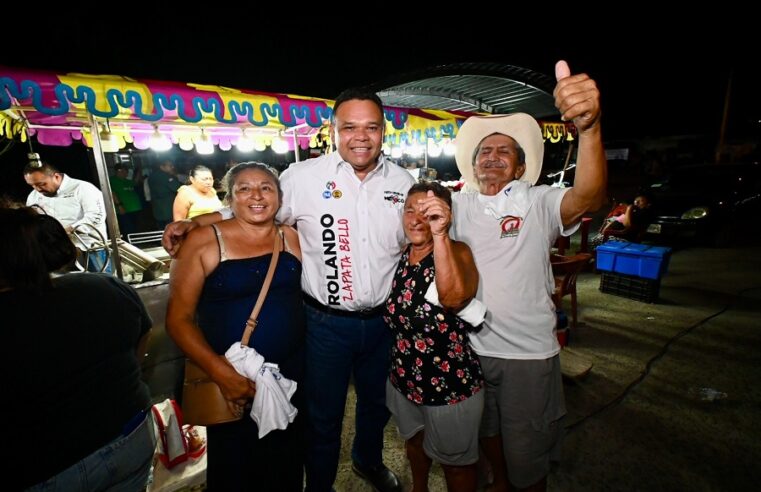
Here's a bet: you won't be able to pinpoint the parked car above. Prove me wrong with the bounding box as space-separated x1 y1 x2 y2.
645 163 761 246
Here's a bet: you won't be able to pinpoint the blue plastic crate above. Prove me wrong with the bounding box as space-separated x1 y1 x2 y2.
596 241 672 280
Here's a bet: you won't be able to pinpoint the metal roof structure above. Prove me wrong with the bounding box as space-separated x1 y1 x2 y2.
368 62 559 119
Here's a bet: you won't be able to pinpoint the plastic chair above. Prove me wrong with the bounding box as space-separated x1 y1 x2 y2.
550 253 593 330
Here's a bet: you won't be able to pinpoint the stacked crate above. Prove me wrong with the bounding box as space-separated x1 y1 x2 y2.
596 241 672 303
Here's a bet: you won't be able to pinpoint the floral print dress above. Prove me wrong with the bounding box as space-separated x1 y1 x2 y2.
385 247 483 406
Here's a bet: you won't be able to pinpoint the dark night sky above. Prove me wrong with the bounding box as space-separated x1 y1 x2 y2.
4 20 756 144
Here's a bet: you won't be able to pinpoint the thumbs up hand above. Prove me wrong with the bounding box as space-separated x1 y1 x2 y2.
553 60 601 134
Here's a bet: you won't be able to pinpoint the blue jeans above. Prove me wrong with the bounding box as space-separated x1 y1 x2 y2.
304 305 392 492
26 413 155 491
86 249 111 273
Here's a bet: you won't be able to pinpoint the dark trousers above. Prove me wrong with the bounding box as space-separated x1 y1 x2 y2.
303 305 392 492
206 407 305 492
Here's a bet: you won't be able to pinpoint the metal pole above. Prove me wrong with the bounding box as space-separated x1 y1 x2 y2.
292 132 300 162
424 138 429 170
89 114 124 279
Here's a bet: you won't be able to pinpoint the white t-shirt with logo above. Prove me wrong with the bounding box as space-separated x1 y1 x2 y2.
451 182 577 359
277 152 415 310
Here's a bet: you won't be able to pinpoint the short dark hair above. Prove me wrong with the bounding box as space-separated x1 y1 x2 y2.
222 162 282 206
23 162 60 176
190 165 212 178
407 181 452 208
0 207 76 292
332 88 384 123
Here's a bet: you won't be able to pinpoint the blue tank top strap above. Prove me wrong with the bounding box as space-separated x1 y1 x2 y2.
211 223 228 262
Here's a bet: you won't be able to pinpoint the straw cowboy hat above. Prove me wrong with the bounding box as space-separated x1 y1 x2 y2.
455 113 544 188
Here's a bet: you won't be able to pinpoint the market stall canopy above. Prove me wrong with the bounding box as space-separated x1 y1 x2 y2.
0 66 574 157
0 66 478 154
371 62 559 116
369 62 576 145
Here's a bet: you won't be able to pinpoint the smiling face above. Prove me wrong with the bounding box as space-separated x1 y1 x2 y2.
230 168 281 224
403 191 433 247
330 99 384 174
473 133 526 191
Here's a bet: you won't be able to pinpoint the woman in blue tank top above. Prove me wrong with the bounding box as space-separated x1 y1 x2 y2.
167 162 306 492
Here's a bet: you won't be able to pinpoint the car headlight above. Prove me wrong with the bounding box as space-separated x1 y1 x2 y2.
681 207 709 219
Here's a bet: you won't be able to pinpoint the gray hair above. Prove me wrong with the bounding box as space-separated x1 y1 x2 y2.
222 162 282 205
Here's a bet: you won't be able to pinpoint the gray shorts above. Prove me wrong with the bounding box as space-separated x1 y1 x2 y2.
386 379 484 466
479 355 566 488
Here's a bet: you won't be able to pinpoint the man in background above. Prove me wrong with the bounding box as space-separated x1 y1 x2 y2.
147 159 180 229
24 161 109 272
109 164 143 236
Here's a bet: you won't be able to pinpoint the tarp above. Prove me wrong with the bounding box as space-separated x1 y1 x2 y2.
0 66 483 153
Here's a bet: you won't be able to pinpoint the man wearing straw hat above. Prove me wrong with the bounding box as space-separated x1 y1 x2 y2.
450 60 606 491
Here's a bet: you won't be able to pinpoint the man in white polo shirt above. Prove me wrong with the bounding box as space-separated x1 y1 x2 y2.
450 61 607 491
163 89 413 492
24 161 109 272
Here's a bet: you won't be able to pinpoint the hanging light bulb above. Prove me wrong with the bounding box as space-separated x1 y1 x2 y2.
271 134 288 154
196 129 214 155
98 119 119 153
407 143 424 157
178 136 194 152
426 139 442 158
149 125 172 151
236 129 255 152
443 139 456 156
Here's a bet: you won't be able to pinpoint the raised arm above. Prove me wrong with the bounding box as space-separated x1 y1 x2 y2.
419 191 478 311
162 209 225 256
555 60 608 227
166 227 256 406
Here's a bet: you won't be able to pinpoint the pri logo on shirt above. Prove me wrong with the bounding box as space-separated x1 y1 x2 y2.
500 216 523 238
322 181 342 199
383 191 405 206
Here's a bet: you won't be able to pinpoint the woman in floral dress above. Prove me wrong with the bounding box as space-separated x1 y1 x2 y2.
385 182 484 492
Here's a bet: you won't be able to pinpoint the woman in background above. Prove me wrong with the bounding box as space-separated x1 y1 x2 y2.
173 164 223 220
1 206 154 491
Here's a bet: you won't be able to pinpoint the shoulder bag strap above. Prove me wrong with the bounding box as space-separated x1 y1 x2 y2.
240 227 283 346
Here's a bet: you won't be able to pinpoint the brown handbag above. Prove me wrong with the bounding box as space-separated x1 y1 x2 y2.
181 228 282 426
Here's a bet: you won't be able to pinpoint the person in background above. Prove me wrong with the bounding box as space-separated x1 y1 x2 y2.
148 159 181 229
385 182 484 492
110 163 143 236
1 206 155 491
161 88 412 492
166 162 306 492
600 194 654 242
24 161 110 272
450 60 606 491
173 164 223 220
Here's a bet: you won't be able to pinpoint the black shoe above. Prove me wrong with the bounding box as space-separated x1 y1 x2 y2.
351 462 402 492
